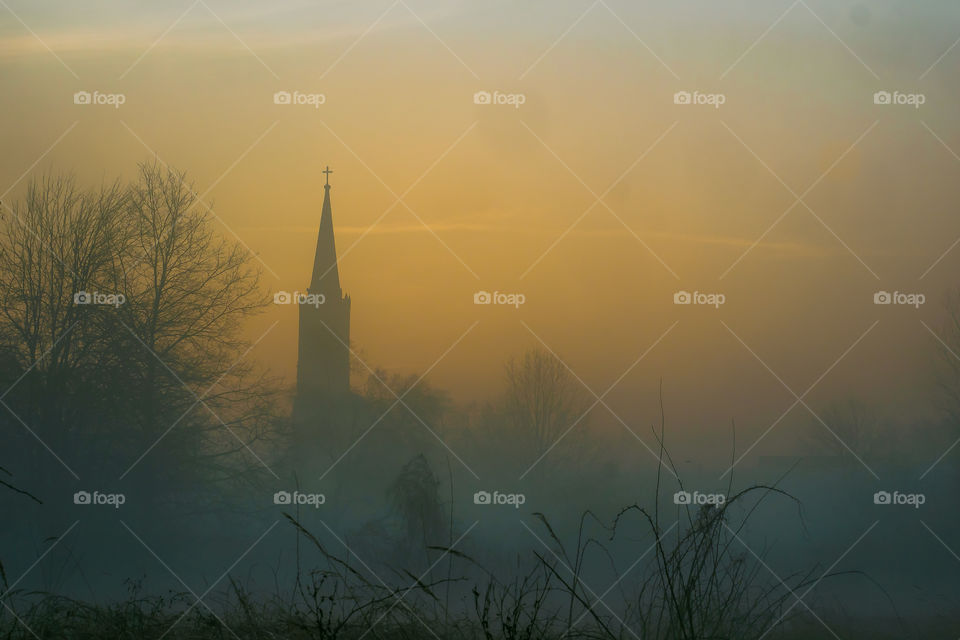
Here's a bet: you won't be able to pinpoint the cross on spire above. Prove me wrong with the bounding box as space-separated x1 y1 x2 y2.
322 165 333 186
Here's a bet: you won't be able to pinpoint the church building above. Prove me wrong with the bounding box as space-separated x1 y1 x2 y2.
294 167 351 418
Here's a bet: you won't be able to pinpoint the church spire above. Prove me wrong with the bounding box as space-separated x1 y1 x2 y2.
295 164 351 409
309 166 342 297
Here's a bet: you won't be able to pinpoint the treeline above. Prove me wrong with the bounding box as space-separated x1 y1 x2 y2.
0 164 279 511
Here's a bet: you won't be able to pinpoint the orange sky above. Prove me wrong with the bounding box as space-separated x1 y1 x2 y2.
3 0 960 459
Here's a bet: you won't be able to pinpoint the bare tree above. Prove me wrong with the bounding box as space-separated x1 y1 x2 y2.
503 347 589 461
0 174 127 478
109 162 277 493
0 164 280 503
359 369 448 442
801 397 882 461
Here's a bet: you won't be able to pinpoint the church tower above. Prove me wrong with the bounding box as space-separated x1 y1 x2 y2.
295 167 351 411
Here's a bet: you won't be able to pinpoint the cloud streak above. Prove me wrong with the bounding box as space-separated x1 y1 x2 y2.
0 1 471 56
236 221 847 258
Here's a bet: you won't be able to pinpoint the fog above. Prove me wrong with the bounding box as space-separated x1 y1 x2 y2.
1 1 960 637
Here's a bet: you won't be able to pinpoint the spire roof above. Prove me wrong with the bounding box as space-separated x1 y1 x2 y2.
309 173 342 297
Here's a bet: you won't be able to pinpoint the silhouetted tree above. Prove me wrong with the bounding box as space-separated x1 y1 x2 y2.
0 173 127 488
503 347 589 461
387 453 446 549
360 369 448 440
0 164 280 506
108 162 277 497
801 398 883 462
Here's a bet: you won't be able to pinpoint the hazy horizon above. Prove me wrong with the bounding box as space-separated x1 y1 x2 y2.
5 3 960 638
3 0 960 460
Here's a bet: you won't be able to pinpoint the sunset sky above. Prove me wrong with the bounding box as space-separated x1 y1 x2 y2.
3 0 960 460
